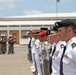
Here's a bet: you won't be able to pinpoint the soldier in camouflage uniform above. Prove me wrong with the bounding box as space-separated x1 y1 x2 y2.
8 35 14 54
0 34 7 54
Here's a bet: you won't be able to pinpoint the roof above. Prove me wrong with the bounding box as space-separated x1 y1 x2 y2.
0 13 76 26
0 20 57 26
1 13 76 21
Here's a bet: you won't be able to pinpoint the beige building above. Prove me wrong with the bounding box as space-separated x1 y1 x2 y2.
0 13 76 44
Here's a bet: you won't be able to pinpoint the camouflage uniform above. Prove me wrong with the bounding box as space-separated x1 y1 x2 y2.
8 36 14 54
0 34 7 54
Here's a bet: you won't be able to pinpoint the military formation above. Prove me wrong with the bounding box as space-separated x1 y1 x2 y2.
27 19 76 75
0 34 15 54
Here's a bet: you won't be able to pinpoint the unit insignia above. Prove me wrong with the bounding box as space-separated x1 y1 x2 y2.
60 44 64 49
71 42 76 48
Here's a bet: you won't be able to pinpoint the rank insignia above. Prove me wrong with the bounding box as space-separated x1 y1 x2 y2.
71 43 76 48
60 44 64 49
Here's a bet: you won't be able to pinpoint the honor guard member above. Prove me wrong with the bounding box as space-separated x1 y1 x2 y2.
30 30 37 73
33 32 42 75
48 26 66 75
43 30 52 75
8 35 15 54
38 31 45 75
45 30 52 54
27 32 32 61
48 26 58 74
47 31 54 75
0 34 7 54
38 30 48 75
55 19 76 75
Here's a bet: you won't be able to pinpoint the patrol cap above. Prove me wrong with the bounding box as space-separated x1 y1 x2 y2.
55 19 76 28
50 25 58 31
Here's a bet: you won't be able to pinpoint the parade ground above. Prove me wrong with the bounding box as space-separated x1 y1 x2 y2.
0 45 33 75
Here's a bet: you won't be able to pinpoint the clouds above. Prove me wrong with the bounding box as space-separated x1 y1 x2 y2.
44 4 56 10
7 2 16 9
0 0 76 17
23 9 44 15
0 0 22 3
0 0 16 16
0 0 16 9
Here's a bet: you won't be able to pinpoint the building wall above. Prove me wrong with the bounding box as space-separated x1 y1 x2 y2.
0 25 51 44
0 13 76 44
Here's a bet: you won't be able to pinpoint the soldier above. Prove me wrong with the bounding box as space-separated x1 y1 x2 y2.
0 38 2 54
48 26 66 75
42 31 52 75
47 31 54 75
27 32 32 62
33 32 42 75
55 19 76 75
0 34 7 54
8 35 15 54
30 31 37 73
38 30 48 75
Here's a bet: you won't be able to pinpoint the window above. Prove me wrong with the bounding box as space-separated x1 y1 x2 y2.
0 25 7 27
0 31 7 38
21 30 30 38
9 25 19 27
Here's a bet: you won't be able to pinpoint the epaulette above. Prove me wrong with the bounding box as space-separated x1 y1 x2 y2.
60 44 64 49
71 42 76 48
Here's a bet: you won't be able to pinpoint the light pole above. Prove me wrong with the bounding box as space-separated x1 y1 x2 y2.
56 0 60 21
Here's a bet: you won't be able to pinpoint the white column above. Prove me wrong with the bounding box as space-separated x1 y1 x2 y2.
7 26 9 38
19 25 21 45
31 25 32 30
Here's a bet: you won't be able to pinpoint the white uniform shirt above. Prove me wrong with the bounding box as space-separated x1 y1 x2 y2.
33 39 40 53
28 37 30 44
51 41 66 75
50 43 56 57
44 42 51 58
44 41 51 51
63 37 76 75
31 37 35 53
47 43 52 50
41 42 45 51
31 37 35 47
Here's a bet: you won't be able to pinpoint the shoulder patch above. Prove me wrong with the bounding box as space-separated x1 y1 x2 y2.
71 43 76 48
60 44 64 49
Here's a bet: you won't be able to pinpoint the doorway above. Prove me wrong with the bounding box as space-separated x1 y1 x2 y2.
10 30 19 44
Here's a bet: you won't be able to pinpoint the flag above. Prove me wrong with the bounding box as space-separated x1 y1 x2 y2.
57 0 60 2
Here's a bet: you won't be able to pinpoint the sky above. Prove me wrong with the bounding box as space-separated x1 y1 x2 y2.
0 0 76 17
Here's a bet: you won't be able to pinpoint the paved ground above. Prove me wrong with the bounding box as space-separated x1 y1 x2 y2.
0 45 33 75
